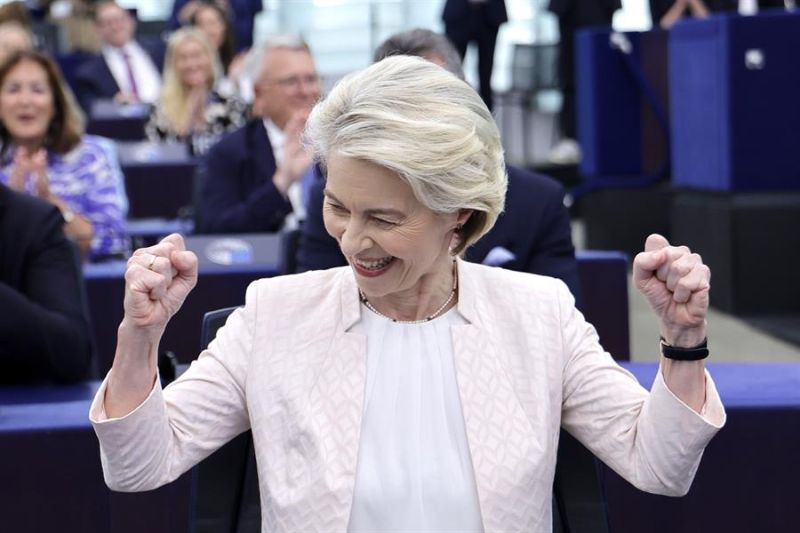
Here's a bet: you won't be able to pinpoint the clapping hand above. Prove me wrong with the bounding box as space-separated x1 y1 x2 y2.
273 110 313 194
9 147 48 197
633 234 710 348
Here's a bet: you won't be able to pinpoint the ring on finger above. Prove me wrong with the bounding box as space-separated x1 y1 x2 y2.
147 255 157 270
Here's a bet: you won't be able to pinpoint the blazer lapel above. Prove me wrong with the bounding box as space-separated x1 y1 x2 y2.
450 260 548 531
307 270 366 531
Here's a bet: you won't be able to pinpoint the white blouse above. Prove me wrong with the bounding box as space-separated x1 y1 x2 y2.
348 305 484 532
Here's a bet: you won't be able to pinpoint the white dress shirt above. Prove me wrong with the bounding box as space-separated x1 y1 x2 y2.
348 306 484 532
102 42 161 104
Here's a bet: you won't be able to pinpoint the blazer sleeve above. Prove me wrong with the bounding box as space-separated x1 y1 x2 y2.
296 179 348 272
556 282 725 496
0 207 92 383
197 136 293 234
90 281 259 491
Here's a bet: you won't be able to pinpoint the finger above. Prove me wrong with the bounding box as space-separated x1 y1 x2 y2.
672 263 711 304
632 248 667 284
665 253 701 292
644 233 670 253
125 260 169 301
161 233 187 252
170 250 199 292
655 245 690 282
131 238 178 261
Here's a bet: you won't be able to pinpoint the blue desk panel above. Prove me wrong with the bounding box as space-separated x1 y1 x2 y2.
0 383 192 533
604 362 800 532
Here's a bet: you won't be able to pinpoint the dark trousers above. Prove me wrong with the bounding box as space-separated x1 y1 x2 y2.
445 14 500 112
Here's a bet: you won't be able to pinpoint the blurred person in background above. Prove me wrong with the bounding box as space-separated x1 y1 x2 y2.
442 0 507 112
189 1 240 77
0 21 33 63
195 35 321 233
73 0 163 112
145 28 248 156
171 0 263 52
0 182 93 384
548 0 621 165
0 50 129 261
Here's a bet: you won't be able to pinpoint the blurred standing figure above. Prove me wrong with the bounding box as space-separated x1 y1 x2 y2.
0 21 33 63
548 0 620 165
145 28 248 156
0 51 129 260
171 0 263 51
0 183 93 384
73 0 164 112
442 0 507 112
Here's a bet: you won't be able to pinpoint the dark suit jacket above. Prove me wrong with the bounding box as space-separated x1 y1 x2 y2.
0 184 93 384
442 0 508 26
196 120 293 234
73 39 166 113
549 0 621 24
296 165 581 299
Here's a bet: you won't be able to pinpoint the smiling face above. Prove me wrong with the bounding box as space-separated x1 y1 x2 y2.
323 153 470 313
0 59 55 147
174 37 212 89
95 2 135 49
253 48 320 129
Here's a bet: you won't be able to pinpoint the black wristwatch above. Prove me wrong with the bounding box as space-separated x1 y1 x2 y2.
660 337 709 361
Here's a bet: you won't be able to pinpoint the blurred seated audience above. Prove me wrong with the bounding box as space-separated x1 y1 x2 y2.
46 0 102 53
189 2 243 78
297 28 580 298
146 28 247 155
0 182 93 384
0 50 129 261
171 0 263 51
0 21 33 63
73 0 163 112
196 35 321 233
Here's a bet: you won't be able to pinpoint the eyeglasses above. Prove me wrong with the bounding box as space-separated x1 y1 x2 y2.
260 74 320 92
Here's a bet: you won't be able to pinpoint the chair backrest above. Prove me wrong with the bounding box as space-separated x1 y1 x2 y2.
195 306 252 533
576 250 630 359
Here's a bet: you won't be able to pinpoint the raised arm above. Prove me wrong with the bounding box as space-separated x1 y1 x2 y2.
633 233 709 412
104 234 198 418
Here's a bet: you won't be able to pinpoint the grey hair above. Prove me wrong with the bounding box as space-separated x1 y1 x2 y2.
242 34 311 83
305 55 507 254
373 28 465 81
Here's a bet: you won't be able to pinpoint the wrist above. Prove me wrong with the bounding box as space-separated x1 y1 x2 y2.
659 321 706 348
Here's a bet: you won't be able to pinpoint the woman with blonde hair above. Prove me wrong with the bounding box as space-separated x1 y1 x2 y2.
92 57 724 531
146 27 247 155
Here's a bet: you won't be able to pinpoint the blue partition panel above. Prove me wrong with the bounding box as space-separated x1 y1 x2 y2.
576 28 643 177
670 11 800 191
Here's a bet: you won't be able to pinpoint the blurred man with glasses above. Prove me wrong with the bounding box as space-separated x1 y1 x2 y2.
196 36 321 233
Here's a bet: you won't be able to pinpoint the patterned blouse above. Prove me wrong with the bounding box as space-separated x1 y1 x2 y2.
0 135 130 261
145 88 249 156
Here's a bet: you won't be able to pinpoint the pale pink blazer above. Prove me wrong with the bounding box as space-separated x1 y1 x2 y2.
91 259 725 533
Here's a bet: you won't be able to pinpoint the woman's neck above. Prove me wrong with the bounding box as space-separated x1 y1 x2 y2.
14 137 44 154
368 258 458 322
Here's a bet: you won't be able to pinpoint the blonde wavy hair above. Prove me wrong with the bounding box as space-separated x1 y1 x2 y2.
158 27 222 133
305 55 507 254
